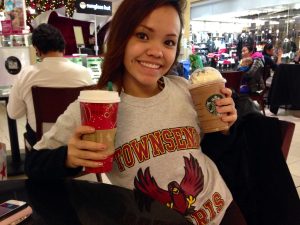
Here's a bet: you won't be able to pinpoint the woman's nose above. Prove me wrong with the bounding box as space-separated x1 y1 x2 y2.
146 46 163 58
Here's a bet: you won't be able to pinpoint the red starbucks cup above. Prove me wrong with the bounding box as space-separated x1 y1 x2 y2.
78 90 120 173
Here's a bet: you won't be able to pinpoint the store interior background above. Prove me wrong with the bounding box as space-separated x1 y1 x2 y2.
190 0 300 64
1 0 299 63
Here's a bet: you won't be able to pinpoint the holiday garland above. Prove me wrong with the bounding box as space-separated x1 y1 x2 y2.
0 0 77 25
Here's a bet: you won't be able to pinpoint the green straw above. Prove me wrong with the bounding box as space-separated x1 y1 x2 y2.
197 55 204 70
107 81 113 91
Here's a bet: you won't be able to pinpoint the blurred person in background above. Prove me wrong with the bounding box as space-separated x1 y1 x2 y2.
7 23 94 149
262 43 282 71
293 49 300 64
238 45 264 93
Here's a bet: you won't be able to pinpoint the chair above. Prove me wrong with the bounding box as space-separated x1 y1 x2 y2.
247 65 272 116
32 86 90 140
262 65 271 88
279 120 295 160
248 90 266 116
31 85 102 182
221 71 244 94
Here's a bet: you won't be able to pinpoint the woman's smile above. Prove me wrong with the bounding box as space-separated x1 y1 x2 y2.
138 60 162 69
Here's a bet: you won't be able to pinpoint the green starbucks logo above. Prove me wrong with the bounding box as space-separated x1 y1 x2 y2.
205 94 223 115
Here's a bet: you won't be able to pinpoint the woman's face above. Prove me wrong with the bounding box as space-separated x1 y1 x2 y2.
123 5 180 97
266 47 274 56
241 47 251 58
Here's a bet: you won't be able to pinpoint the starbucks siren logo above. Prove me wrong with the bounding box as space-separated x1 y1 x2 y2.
205 94 223 115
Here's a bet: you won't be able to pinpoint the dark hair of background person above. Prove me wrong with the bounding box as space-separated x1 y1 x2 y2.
262 43 273 55
32 23 66 54
97 21 111 55
97 0 187 92
242 45 254 54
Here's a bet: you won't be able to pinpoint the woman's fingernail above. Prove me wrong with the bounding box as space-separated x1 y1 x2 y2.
97 162 103 167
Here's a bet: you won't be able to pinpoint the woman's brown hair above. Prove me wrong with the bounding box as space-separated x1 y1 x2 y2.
97 0 186 92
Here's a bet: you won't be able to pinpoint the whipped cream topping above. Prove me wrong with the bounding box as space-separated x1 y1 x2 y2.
190 67 225 85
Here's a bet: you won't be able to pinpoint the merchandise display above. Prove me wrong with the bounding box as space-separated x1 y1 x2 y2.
66 55 103 83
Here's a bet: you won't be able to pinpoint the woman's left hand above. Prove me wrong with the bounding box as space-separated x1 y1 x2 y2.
215 87 237 129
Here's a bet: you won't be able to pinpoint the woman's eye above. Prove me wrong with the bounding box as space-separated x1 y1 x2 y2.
165 40 176 47
136 32 148 40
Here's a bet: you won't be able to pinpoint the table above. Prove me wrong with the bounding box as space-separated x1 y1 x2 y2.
268 64 300 115
0 94 24 176
0 179 191 225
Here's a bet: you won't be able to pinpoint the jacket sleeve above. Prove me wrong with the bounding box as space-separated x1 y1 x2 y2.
25 101 83 179
263 55 277 71
33 101 81 150
201 123 237 159
25 146 82 179
243 58 263 81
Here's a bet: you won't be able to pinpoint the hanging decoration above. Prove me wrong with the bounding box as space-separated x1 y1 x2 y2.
0 0 76 26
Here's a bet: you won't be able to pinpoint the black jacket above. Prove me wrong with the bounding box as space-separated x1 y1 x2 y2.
25 113 300 225
202 113 300 225
243 58 265 93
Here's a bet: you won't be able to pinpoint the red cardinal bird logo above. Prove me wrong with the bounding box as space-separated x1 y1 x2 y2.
134 154 204 215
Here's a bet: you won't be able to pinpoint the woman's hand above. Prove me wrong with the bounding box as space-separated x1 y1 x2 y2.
215 87 237 129
295 50 300 63
66 126 108 168
277 48 283 57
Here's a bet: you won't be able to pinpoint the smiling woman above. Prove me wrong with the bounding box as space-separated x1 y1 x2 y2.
25 1 241 225
122 5 180 97
97 0 186 93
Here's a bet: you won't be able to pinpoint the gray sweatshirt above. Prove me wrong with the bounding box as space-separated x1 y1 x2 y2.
34 75 232 224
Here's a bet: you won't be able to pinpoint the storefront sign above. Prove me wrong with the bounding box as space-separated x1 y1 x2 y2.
75 0 112 16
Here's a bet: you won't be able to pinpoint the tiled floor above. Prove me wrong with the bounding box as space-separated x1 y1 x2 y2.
0 102 299 195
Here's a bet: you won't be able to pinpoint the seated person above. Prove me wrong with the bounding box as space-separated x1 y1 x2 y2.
7 23 94 148
237 57 253 72
239 45 265 94
262 43 282 71
237 57 253 93
293 49 300 64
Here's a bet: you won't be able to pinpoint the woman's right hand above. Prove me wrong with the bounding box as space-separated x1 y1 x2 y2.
66 126 108 168
277 48 283 57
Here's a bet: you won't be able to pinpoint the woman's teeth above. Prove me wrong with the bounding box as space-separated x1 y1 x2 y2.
140 61 160 69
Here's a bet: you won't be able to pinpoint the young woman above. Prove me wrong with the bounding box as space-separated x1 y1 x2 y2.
25 0 245 224
262 43 282 71
293 49 300 64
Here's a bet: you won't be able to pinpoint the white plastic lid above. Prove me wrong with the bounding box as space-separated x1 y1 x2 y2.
78 90 120 103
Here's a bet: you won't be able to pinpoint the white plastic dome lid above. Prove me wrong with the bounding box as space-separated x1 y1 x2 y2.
78 90 120 103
